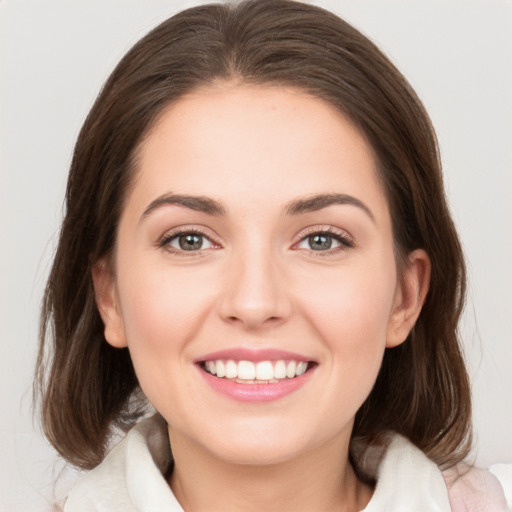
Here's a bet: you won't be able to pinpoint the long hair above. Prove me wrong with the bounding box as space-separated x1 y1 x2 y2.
35 0 471 470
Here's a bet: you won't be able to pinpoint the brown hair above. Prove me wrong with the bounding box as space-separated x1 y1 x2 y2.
35 0 471 470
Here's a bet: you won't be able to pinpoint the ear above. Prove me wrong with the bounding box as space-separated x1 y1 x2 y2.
91 259 128 348
386 249 431 348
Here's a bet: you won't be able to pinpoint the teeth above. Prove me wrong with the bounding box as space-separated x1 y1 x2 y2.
286 360 296 378
274 360 287 379
206 361 216 375
295 361 307 376
225 360 237 379
203 359 311 381
238 360 256 380
256 361 274 380
216 360 226 378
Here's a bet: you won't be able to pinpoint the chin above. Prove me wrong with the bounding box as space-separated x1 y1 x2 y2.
193 418 332 467
207 438 307 467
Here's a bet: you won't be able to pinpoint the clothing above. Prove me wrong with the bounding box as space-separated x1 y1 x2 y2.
64 415 507 512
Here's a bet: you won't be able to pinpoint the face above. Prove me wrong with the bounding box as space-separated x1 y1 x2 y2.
94 84 427 466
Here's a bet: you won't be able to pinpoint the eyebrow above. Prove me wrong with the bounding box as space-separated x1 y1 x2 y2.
284 193 375 222
141 192 374 222
142 193 226 219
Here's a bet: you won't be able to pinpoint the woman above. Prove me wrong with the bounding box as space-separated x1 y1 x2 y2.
35 0 507 510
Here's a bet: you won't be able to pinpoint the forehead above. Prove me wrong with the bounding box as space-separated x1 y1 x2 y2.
128 84 388 219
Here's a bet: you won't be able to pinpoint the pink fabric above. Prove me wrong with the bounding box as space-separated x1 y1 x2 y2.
443 463 508 512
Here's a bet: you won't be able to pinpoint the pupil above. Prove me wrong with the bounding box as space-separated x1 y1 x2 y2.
309 234 331 250
179 234 202 250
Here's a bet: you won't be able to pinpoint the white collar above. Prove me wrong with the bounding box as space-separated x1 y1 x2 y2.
355 433 451 511
65 414 452 511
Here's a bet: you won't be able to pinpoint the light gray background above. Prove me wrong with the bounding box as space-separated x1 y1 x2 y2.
1 1 511 510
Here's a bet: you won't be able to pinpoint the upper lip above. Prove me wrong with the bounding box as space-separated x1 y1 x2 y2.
195 348 314 363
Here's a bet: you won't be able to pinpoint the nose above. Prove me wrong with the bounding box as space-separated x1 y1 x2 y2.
218 247 292 330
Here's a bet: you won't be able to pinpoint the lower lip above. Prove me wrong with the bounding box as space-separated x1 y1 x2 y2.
197 366 314 402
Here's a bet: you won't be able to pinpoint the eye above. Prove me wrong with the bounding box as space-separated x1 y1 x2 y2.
162 231 216 252
296 230 353 252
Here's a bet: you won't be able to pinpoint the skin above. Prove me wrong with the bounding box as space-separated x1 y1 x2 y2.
93 83 430 512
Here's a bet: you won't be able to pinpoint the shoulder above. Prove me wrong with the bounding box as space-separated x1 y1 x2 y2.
352 433 509 512
442 462 509 512
64 414 181 512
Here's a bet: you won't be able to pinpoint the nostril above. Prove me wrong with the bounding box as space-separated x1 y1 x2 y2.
225 314 283 326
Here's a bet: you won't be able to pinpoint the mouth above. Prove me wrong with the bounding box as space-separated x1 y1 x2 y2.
195 349 317 401
199 358 315 384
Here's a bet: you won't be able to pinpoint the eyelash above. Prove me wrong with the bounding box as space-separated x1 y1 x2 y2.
294 226 354 256
157 226 354 256
157 227 221 256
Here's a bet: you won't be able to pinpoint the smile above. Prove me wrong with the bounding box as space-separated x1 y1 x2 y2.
202 359 310 383
196 349 317 402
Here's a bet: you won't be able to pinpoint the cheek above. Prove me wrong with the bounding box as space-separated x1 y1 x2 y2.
295 256 397 373
115 260 215 368
114 260 221 418
302 263 395 328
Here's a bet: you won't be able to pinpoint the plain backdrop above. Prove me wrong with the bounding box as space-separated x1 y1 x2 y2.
1 0 511 510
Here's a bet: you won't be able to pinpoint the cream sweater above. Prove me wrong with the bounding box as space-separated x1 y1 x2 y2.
64 415 507 511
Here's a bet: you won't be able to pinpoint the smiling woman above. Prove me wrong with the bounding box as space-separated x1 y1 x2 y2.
32 1 507 511
92 86 426 489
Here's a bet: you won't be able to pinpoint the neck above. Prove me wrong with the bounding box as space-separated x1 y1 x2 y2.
168 429 373 512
